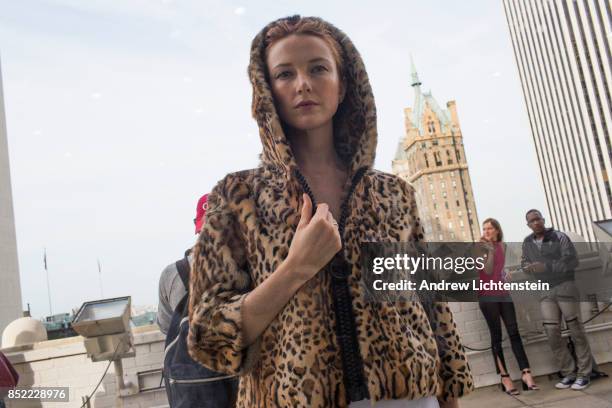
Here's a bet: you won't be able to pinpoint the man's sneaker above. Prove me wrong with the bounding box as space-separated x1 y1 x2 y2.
570 377 590 390
555 375 576 389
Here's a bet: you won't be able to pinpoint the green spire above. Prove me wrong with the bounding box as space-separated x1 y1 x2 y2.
410 54 422 87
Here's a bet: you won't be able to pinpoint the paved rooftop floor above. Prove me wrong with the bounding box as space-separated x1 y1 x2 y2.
461 363 612 408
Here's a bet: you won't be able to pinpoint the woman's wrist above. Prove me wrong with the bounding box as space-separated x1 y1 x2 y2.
279 256 316 288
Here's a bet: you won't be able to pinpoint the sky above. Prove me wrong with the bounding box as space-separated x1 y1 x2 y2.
0 0 547 318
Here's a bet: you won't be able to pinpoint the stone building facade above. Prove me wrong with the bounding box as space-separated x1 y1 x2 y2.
393 61 480 242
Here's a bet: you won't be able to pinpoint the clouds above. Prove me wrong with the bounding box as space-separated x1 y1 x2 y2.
2 1 546 318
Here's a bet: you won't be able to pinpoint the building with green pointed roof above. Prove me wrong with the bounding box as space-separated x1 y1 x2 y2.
393 59 480 242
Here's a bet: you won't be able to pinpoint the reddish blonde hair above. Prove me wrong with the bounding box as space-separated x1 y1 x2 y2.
263 16 345 81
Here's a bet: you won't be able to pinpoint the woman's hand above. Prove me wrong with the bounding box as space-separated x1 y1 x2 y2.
479 235 494 252
285 194 342 283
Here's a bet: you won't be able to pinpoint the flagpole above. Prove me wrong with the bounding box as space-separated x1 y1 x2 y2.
97 258 104 298
44 248 53 316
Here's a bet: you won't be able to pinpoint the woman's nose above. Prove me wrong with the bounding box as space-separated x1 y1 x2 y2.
296 73 312 94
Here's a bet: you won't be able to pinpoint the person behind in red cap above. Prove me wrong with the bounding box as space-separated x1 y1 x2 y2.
157 193 238 407
194 194 208 235
157 193 208 335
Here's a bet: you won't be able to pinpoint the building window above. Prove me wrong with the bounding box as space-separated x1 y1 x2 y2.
455 149 461 161
448 222 453 230
456 200 460 207
439 234 444 241
430 183 434 190
446 149 453 164
450 232 455 239
424 153 429 168
428 121 435 134
458 211 462 216
433 203 437 210
441 182 446 189
432 194 435 200
452 180 457 187
444 201 449 209
442 191 447 198
459 219 464 227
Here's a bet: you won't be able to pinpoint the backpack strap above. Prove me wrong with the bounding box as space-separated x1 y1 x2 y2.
175 256 191 293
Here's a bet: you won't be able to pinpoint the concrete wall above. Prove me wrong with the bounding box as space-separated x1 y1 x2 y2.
3 325 168 408
0 58 23 335
450 301 612 387
454 252 612 386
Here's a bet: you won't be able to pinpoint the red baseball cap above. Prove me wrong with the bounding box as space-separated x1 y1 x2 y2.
194 194 209 234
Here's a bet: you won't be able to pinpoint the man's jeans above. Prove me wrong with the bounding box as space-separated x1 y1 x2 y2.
540 281 593 377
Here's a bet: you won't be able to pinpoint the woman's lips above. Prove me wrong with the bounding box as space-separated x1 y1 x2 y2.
295 101 318 109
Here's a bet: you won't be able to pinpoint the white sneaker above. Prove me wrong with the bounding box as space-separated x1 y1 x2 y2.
555 375 576 389
570 377 590 390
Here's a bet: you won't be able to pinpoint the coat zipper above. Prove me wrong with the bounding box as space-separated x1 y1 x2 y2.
293 166 370 403
293 166 367 238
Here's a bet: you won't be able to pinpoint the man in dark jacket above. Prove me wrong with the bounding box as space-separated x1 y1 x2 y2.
521 209 593 390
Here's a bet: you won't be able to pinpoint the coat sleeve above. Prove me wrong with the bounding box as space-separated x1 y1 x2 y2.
400 179 474 401
187 177 260 375
430 302 474 401
547 232 579 276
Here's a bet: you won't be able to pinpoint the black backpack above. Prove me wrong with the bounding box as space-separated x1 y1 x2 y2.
163 255 239 408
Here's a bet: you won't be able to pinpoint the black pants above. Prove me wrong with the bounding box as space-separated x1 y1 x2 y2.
479 300 530 373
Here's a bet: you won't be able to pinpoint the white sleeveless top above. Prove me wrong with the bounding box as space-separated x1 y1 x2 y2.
349 396 439 408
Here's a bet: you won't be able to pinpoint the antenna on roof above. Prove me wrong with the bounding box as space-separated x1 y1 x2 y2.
97 258 104 298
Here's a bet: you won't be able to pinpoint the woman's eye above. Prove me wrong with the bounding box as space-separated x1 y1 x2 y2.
275 71 292 79
312 65 328 73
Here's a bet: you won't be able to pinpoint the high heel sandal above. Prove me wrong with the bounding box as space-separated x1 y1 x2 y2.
521 369 540 391
500 374 520 395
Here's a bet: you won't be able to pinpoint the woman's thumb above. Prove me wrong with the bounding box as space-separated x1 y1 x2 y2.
298 194 312 227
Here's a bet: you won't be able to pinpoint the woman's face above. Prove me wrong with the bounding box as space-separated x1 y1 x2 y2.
482 222 499 242
266 34 344 132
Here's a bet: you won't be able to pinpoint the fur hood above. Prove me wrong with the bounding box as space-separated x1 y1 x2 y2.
248 15 377 179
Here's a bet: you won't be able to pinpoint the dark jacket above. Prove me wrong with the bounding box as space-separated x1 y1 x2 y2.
521 228 578 287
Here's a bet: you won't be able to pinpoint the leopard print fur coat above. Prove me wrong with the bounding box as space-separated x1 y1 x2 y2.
188 15 473 408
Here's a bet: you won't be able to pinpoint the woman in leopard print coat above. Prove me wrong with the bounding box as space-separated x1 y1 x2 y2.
187 15 473 408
